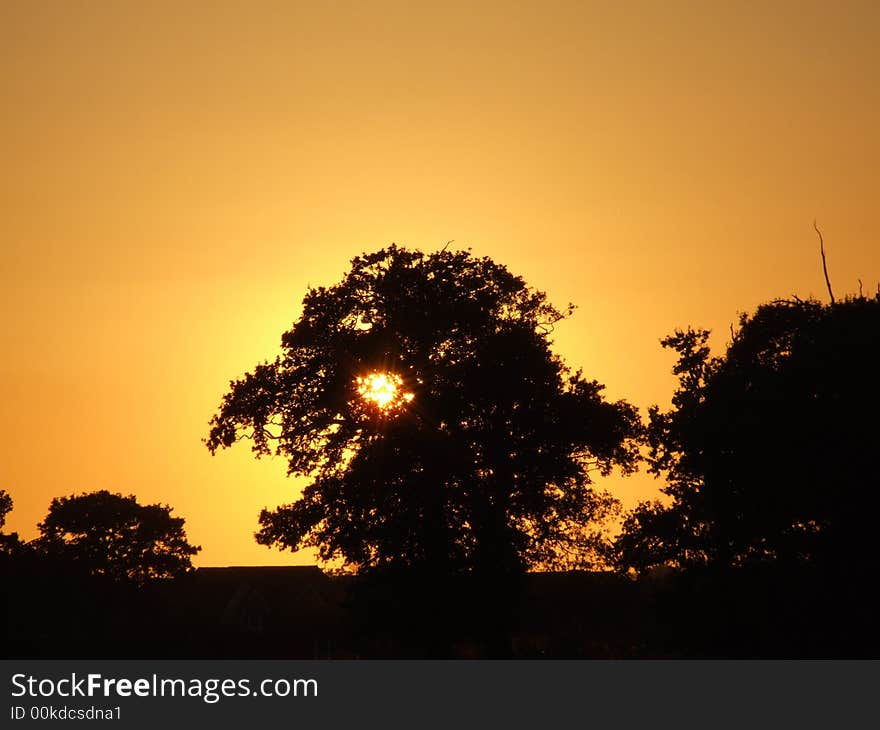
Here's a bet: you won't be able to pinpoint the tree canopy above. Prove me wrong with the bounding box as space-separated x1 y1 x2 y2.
207 246 640 575
615 293 880 574
36 490 201 584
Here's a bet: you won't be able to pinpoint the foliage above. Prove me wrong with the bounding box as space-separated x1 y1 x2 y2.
207 246 641 575
0 489 11 530
615 294 880 573
0 488 24 556
35 490 201 584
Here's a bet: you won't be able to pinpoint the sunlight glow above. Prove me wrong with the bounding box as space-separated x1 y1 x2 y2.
356 372 414 411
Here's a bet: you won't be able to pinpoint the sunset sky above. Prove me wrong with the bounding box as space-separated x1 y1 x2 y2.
2 1 878 566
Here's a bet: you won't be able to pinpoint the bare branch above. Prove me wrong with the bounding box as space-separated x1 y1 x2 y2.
814 220 835 304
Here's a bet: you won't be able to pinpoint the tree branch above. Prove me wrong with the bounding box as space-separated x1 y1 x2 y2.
814 220 835 304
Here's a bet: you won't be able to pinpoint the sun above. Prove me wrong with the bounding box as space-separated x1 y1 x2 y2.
356 371 414 411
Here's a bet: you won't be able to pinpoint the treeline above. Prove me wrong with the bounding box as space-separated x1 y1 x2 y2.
2 264 879 657
202 244 880 656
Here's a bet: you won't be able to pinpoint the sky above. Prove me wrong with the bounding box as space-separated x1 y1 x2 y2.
1 1 878 566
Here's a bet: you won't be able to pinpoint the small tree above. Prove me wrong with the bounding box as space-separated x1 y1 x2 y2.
36 490 201 584
207 246 640 576
0 489 11 530
0 489 23 556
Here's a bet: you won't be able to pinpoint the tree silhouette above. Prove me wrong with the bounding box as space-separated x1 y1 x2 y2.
207 246 640 577
0 489 23 556
35 490 201 584
0 489 11 530
615 294 880 574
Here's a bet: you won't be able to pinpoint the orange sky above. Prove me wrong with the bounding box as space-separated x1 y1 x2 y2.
2 1 878 566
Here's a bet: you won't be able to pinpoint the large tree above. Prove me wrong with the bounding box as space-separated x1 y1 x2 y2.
36 490 201 584
207 246 640 576
615 294 880 574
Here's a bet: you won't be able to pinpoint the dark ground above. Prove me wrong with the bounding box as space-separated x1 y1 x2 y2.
3 560 876 659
